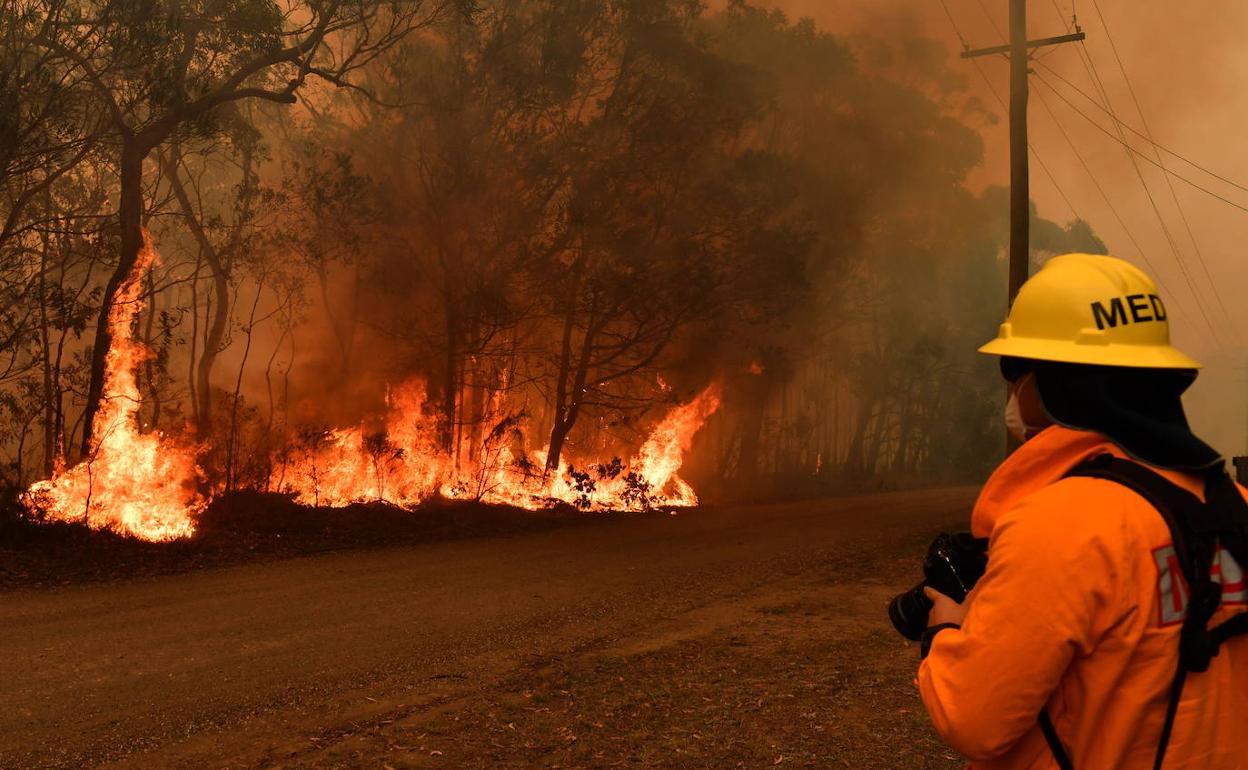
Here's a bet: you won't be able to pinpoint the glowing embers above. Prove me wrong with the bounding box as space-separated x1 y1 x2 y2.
277 382 722 512
23 237 204 541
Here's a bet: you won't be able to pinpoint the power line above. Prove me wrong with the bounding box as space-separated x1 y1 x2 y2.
1037 0 1200 332
1033 74 1248 216
938 0 973 49
972 0 1005 39
941 0 1221 344
1032 85 1162 282
1030 82 1198 328
1063 23 1224 346
1031 140 1084 222
1034 74 1230 345
1048 0 1077 32
1041 0 1226 344
1034 60 1248 199
939 0 1084 222
969 57 1085 223
1089 0 1235 332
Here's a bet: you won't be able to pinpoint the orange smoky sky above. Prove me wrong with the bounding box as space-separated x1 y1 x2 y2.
729 0 1248 459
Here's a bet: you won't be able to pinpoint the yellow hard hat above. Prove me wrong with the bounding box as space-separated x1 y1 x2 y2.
978 253 1201 369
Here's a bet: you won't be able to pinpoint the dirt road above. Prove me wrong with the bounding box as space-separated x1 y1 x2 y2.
1 488 975 769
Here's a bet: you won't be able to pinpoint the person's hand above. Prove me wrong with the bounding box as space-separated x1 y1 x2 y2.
924 586 972 628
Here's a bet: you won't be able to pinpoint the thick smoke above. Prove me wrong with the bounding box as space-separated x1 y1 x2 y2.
754 0 1248 460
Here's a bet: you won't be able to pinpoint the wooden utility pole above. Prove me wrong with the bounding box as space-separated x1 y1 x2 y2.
962 4 1085 305
961 2 1084 452
1008 0 1029 305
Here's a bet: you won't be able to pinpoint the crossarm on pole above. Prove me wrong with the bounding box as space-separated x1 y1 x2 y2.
962 32 1086 59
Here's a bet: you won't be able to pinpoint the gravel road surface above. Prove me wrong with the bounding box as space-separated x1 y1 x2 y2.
0 488 975 769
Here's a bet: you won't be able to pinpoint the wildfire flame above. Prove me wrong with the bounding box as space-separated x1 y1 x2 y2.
278 381 722 512
275 380 449 509
21 238 722 542
23 236 204 541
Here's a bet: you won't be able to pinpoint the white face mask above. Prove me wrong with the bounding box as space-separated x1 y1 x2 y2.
1004 373 1042 442
1004 391 1028 442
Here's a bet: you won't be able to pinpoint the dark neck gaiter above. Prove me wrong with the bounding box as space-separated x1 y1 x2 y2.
998 356 1223 471
1029 361 1222 471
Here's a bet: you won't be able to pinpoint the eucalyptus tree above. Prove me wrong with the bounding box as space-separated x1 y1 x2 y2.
25 0 465 455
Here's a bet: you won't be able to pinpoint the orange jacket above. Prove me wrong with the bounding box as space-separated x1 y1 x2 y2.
918 425 1248 769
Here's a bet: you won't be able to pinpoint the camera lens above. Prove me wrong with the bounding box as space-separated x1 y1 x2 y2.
887 582 934 641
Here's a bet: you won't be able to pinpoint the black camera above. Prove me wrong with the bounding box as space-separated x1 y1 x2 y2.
888 532 989 641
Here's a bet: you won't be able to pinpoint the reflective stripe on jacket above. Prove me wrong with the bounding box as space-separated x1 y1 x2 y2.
917 425 1248 769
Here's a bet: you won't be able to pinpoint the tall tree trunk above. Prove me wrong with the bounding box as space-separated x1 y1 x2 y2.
227 281 265 492
188 252 200 427
37 219 57 475
544 259 590 474
736 404 766 489
81 139 146 455
441 282 459 453
546 306 576 472
545 302 596 473
195 243 228 436
51 225 82 465
831 372 841 469
862 403 888 478
843 395 876 477
453 355 467 468
162 151 230 437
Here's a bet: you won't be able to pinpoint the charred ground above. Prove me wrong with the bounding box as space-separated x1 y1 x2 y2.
0 492 599 590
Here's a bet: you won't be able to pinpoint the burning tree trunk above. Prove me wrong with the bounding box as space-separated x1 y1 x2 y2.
81 139 145 454
545 290 597 473
441 274 460 453
26 234 204 540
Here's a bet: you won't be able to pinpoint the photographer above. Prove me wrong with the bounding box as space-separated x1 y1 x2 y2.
912 254 1247 768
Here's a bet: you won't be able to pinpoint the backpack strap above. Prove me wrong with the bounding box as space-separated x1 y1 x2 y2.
1211 612 1248 645
1065 455 1206 588
1067 455 1248 668
1202 470 1248 588
1038 709 1074 770
1152 664 1188 770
